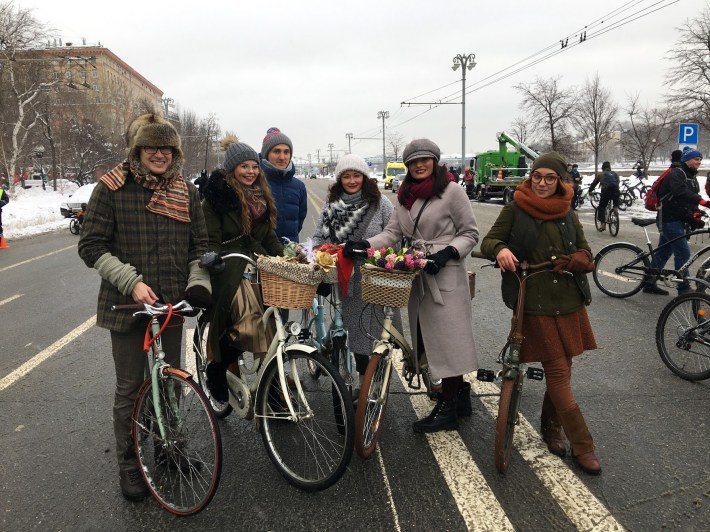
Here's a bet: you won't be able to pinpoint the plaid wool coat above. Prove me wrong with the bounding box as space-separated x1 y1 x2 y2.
78 172 208 332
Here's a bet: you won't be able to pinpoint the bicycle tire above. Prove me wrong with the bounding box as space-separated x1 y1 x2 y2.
608 208 620 237
590 191 600 209
494 372 524 474
69 219 80 235
695 254 710 293
355 353 391 459
594 213 605 232
133 369 222 516
656 292 710 381
617 192 633 211
193 316 233 418
593 243 648 297
257 348 354 491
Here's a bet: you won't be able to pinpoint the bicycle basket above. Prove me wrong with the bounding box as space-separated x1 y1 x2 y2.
257 257 326 309
360 264 417 307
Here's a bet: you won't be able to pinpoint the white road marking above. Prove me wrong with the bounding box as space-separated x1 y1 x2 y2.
376 446 402 532
0 315 96 392
392 357 515 531
471 379 624 531
184 327 197 375
0 244 76 273
0 294 23 306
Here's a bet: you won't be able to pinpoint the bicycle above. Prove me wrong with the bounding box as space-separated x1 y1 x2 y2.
593 215 710 298
587 187 601 209
471 251 547 473
192 252 355 491
111 300 222 516
69 212 84 235
594 199 619 236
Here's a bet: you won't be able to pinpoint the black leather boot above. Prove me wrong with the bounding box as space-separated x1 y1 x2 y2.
456 381 472 417
413 395 459 433
206 338 242 403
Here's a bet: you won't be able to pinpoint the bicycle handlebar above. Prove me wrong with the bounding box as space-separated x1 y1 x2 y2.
471 250 553 272
111 300 196 315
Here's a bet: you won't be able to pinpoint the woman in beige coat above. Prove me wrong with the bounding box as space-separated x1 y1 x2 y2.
344 139 479 433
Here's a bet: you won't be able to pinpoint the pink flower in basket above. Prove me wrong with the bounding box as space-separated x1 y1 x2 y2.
367 247 375 258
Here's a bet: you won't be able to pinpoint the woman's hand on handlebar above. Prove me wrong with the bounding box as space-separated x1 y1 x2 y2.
131 281 158 305
495 248 519 272
343 239 370 258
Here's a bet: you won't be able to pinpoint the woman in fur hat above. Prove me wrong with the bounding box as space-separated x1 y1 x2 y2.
344 139 479 434
78 113 212 501
202 136 284 403
311 154 400 393
480 151 601 475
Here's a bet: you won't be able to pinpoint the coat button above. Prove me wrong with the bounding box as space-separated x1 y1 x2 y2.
553 279 558 283
556 310 560 315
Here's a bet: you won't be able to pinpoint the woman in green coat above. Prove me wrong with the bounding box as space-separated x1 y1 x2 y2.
202 136 284 402
480 151 601 475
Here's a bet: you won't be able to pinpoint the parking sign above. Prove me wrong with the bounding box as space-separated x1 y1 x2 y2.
679 123 699 145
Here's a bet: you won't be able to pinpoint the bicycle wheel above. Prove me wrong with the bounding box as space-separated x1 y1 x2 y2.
494 372 524 474
590 191 600 209
695 254 710 293
193 316 233 418
656 292 710 381
133 369 222 516
608 207 619 237
299 308 322 379
593 243 648 297
257 348 354 491
617 192 632 211
355 353 391 459
69 219 80 235
331 336 354 395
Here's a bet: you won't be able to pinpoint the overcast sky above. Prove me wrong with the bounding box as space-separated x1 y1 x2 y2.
18 0 700 162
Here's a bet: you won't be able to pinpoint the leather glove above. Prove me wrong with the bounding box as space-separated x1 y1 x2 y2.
424 246 459 275
184 285 212 309
343 239 370 258
553 249 594 274
316 282 331 297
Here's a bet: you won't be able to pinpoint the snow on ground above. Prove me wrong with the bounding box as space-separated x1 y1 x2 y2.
2 183 80 240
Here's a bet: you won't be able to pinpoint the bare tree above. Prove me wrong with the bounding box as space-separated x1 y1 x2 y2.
200 113 220 172
618 94 676 174
387 131 405 161
514 76 577 156
665 3 710 128
575 73 618 174
509 116 530 145
0 2 55 189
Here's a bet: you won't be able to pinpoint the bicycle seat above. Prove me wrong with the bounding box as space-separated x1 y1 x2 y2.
632 217 656 227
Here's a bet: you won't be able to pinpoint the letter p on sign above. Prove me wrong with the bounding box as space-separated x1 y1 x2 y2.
679 123 699 145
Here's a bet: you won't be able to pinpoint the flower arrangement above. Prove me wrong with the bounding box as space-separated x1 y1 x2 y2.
271 240 337 272
366 246 426 272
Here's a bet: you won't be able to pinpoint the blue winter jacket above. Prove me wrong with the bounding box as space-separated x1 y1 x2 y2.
260 159 307 242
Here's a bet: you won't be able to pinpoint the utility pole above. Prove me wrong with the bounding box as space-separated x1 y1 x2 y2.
451 53 476 172
328 143 334 174
377 111 389 170
346 133 353 154
316 149 321 175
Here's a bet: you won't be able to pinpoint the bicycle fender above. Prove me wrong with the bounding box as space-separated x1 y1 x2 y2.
163 366 191 380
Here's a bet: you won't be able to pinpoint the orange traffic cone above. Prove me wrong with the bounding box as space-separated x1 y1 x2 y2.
497 166 503 180
0 235 8 249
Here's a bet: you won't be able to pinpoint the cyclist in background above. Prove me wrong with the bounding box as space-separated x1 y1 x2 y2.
595 161 619 228
78 114 211 501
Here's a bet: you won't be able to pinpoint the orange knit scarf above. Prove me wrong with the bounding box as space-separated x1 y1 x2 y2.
513 179 574 220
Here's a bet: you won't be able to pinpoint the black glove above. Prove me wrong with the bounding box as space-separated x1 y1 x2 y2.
199 251 226 274
184 285 212 309
343 239 370 258
316 282 331 297
424 246 459 275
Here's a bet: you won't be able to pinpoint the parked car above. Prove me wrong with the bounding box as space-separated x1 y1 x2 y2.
60 183 97 218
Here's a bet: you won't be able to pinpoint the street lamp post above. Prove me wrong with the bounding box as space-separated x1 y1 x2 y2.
346 133 353 154
451 53 476 173
377 111 389 172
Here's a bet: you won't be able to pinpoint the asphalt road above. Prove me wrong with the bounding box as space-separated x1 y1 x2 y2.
1 178 709 531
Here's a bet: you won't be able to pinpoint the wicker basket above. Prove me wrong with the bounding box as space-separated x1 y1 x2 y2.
360 265 417 307
257 257 325 310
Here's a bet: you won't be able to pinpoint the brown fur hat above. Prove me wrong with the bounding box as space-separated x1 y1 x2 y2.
125 113 183 162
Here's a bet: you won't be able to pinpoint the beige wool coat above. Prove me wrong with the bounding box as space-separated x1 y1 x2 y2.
368 183 479 380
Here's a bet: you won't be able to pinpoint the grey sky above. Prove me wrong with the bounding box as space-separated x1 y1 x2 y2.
22 0 696 161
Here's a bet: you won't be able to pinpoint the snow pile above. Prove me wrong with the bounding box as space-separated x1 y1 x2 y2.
2 183 80 239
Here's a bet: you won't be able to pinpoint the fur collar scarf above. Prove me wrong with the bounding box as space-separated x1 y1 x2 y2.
203 169 240 215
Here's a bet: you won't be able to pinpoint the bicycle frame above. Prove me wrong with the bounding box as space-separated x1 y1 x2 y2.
369 306 421 393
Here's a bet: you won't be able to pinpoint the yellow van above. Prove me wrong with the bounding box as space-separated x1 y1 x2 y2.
384 162 406 189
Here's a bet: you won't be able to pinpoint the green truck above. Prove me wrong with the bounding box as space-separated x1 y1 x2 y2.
467 131 539 204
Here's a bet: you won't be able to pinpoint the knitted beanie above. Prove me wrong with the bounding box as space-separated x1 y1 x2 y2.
223 136 259 173
403 138 441 165
671 149 683 163
261 127 293 159
335 154 370 181
532 152 567 177
681 146 703 162
125 113 182 159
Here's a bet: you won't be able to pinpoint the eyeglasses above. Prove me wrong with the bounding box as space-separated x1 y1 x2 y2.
142 147 173 155
530 172 559 185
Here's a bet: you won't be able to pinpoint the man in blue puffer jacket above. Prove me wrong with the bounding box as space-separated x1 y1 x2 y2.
259 127 307 243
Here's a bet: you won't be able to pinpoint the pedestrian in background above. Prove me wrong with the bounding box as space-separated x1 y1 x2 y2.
344 138 479 434
480 151 601 475
78 113 212 501
0 185 9 237
259 127 307 243
311 154 400 392
643 147 709 295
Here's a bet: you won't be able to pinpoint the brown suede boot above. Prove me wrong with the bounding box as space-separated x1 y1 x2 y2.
558 406 601 475
540 392 567 457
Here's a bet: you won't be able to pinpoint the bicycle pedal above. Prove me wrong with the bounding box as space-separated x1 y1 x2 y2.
525 367 544 381
476 368 496 382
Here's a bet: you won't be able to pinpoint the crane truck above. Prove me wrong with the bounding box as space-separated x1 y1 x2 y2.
467 132 539 204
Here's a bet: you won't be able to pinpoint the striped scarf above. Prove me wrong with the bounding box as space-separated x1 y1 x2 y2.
100 161 191 223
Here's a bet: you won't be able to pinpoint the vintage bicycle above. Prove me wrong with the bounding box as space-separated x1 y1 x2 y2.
593 215 710 298
111 300 221 516
192 252 355 491
471 251 550 473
